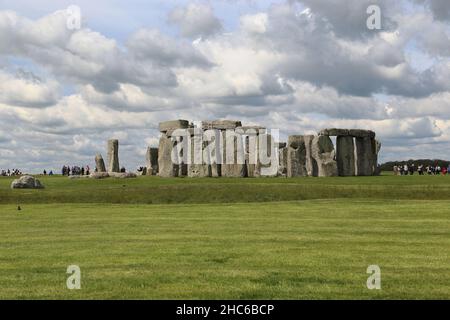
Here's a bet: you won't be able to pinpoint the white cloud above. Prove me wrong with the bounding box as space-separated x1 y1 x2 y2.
168 3 223 39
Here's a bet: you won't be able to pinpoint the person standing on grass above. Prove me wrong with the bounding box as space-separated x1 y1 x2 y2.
409 163 415 175
442 166 448 175
393 165 398 175
418 164 424 175
403 164 408 175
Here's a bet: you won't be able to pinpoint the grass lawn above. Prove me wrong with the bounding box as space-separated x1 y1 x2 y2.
1 174 450 299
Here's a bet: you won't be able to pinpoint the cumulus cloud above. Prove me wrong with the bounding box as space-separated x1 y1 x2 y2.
1 1 450 171
168 3 223 39
0 69 59 108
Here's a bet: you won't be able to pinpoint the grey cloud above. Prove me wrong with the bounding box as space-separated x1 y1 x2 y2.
168 3 223 39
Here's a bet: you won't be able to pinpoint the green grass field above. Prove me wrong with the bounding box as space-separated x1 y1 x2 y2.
1 174 450 299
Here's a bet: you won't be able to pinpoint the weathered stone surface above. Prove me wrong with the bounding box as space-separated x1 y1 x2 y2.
304 135 318 177
11 175 44 189
311 135 338 177
221 130 246 177
244 132 259 178
159 120 190 133
238 126 266 135
348 129 376 139
319 128 350 137
158 134 178 177
373 139 382 176
355 137 374 176
95 154 106 172
146 147 159 176
287 135 307 177
202 120 242 130
188 132 211 178
109 172 137 179
259 134 278 177
277 142 287 149
336 136 355 176
89 172 110 179
107 139 120 173
278 145 288 177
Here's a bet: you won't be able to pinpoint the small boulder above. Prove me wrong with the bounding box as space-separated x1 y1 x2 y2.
11 175 44 189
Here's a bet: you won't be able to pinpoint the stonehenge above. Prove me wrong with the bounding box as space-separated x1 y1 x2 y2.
153 121 381 178
89 121 381 179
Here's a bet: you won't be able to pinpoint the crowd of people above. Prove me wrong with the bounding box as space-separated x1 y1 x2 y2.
0 169 23 176
61 165 91 176
393 164 450 176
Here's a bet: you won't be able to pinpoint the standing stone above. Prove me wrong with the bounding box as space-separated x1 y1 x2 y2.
372 139 382 175
287 135 307 177
158 135 178 177
146 147 159 176
336 136 355 176
311 135 338 177
188 129 211 178
304 135 318 177
95 154 106 172
278 144 288 177
355 137 374 176
107 139 119 173
221 130 246 177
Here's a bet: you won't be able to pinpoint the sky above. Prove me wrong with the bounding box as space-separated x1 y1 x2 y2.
1 0 450 173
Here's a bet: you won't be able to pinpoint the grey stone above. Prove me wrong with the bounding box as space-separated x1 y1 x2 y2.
158 134 178 177
287 135 307 177
318 128 350 137
336 136 356 176
95 154 106 172
109 172 137 179
159 120 190 133
278 145 288 177
107 139 120 173
259 134 278 177
221 130 246 177
146 147 159 176
348 129 376 139
311 135 338 177
304 135 318 177
355 137 374 176
202 120 242 130
188 132 211 177
11 175 44 189
89 172 110 179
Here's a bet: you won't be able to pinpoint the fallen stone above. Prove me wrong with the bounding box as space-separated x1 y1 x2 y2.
108 172 137 179
89 172 110 179
11 175 44 189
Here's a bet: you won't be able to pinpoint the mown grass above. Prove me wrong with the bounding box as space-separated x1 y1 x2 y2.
1 200 450 299
1 174 450 299
1 173 450 204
